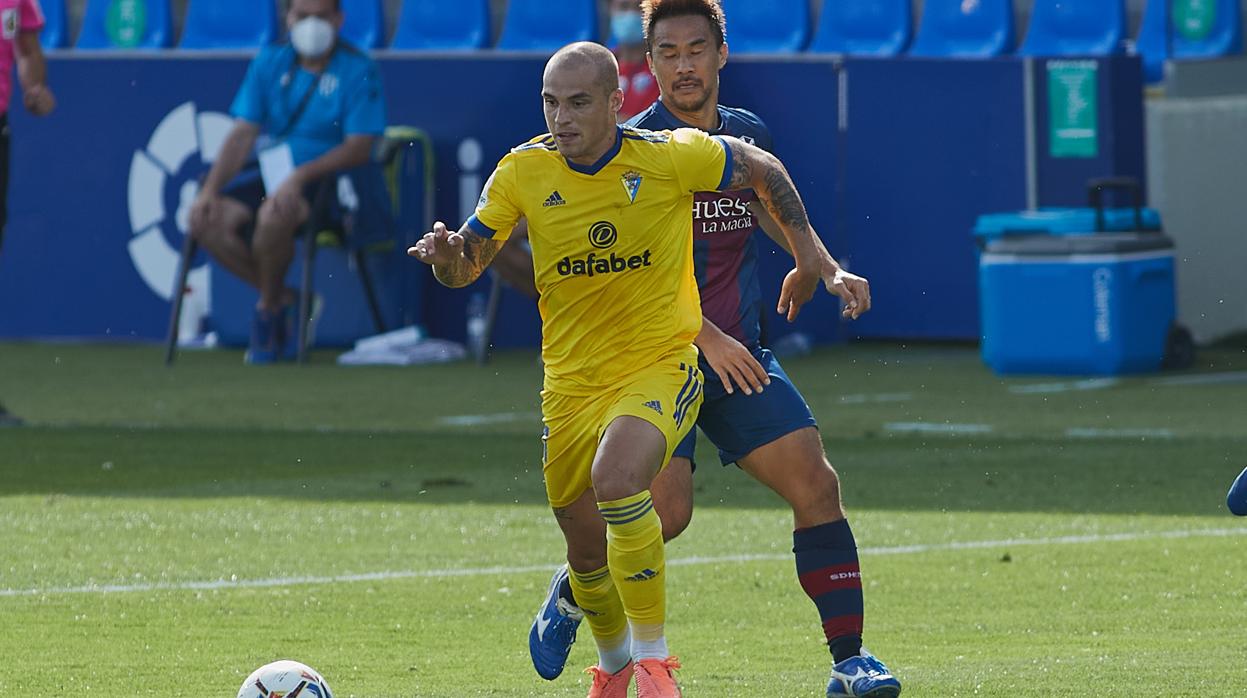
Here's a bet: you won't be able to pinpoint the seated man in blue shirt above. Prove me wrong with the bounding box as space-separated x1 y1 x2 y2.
189 0 386 364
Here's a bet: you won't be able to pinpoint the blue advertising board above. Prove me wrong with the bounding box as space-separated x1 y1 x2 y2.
839 58 1030 340
0 52 1144 345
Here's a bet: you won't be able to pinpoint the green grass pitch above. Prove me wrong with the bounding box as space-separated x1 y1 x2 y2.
1 341 1245 696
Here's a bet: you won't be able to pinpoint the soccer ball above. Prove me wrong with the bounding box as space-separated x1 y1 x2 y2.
237 660 334 698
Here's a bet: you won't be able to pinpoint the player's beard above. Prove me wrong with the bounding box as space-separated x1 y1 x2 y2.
667 80 713 114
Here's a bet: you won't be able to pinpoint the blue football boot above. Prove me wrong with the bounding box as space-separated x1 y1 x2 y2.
827 648 901 698
1228 466 1247 516
244 308 281 365
529 564 583 680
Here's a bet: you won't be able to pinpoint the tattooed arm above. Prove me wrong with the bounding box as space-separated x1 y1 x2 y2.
724 138 822 269
721 137 822 321
407 221 506 288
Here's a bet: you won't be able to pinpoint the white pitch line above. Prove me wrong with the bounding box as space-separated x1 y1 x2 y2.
4 527 1243 599
1009 378 1120 395
839 393 913 405
884 422 994 435
1066 427 1175 439
1152 371 1247 387
435 412 540 427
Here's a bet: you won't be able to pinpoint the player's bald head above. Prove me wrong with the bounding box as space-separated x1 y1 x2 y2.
544 42 620 97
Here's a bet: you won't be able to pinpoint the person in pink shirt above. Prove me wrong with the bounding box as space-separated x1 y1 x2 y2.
0 0 55 427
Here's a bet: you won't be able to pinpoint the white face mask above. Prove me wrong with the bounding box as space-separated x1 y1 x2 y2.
290 16 336 58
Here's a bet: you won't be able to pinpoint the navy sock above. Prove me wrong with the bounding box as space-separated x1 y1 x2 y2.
794 519 864 664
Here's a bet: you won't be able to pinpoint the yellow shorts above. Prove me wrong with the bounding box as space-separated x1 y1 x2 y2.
541 349 704 509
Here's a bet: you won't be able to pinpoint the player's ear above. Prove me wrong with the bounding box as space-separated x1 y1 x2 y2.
718 41 729 70
611 88 625 115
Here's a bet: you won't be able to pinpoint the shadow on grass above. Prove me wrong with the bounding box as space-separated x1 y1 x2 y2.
2 424 1241 518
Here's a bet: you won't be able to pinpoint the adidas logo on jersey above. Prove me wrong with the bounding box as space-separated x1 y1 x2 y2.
542 191 567 208
643 400 663 416
624 568 658 582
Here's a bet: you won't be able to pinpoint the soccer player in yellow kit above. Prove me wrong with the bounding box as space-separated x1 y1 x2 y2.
410 42 826 698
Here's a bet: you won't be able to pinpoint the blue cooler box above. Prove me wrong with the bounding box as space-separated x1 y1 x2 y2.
974 207 1162 241
975 218 1176 375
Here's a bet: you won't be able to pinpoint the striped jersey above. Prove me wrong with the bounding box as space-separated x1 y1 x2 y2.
627 100 775 349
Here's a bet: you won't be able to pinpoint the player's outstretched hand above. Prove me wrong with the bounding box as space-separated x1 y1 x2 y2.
697 323 770 396
408 222 464 267
777 267 820 322
824 268 872 320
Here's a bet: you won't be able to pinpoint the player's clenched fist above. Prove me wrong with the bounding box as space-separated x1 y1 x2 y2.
408 221 464 266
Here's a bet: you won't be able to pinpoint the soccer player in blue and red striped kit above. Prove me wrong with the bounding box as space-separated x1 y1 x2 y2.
515 1 902 696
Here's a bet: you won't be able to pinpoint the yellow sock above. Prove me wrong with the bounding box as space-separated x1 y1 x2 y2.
599 490 666 645
568 564 629 668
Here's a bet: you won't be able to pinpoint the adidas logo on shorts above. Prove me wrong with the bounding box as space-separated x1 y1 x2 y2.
643 400 663 416
542 191 567 208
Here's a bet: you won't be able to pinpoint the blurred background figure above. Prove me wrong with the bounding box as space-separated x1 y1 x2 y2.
0 0 55 426
610 0 657 122
187 0 385 365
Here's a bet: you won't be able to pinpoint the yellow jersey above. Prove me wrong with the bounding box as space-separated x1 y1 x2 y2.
468 126 732 395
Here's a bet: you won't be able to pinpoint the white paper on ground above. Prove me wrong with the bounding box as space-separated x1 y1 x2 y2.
337 338 466 366
352 325 425 353
258 142 296 192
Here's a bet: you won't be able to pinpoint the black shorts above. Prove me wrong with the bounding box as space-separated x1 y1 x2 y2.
219 166 327 241
223 164 330 206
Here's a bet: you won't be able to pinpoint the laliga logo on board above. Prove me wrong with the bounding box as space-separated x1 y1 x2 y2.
126 101 234 310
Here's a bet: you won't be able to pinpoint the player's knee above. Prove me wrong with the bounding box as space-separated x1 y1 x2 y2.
790 457 845 518
256 200 306 235
189 217 224 245
810 459 842 498
590 461 652 502
561 527 608 571
660 503 692 542
254 204 285 234
651 456 694 542
565 545 607 573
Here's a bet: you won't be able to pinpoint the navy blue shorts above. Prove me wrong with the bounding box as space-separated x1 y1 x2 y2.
221 167 321 214
672 347 817 467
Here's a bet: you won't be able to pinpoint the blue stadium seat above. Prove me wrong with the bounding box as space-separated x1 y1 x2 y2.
497 0 596 51
1020 0 1126 56
39 0 68 49
341 0 385 49
910 0 1016 57
808 0 912 56
77 0 172 50
390 0 490 50
1137 0 1243 83
720 0 809 53
179 0 279 50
